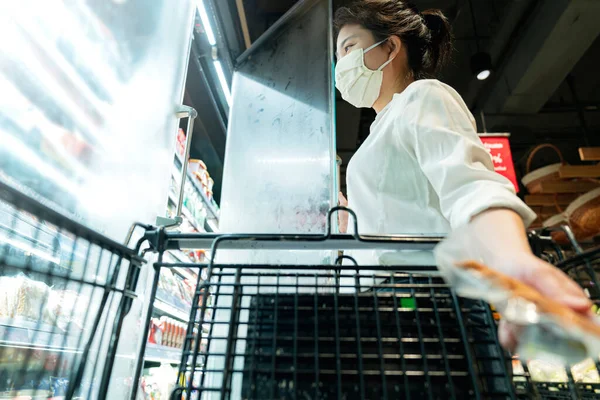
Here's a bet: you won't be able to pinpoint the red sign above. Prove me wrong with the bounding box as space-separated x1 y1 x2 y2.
479 134 519 193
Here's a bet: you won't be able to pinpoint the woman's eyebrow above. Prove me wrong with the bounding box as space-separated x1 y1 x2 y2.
338 34 359 50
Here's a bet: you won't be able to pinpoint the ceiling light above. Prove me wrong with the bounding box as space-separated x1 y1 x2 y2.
477 69 491 81
197 0 216 45
471 52 493 81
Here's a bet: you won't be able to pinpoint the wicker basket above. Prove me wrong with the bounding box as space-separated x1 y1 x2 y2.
567 187 600 238
521 144 565 194
542 188 600 242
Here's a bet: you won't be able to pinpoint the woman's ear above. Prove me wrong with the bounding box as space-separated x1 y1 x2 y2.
387 35 403 60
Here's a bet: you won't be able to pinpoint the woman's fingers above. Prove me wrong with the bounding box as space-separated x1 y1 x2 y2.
498 319 519 353
519 256 591 313
494 254 592 353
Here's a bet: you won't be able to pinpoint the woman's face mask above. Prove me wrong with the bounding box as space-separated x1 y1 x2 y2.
335 39 395 108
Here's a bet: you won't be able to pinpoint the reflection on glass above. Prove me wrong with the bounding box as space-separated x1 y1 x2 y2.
0 0 193 242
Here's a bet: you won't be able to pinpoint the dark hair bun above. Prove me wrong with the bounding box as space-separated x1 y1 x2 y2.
334 1 454 79
421 9 453 76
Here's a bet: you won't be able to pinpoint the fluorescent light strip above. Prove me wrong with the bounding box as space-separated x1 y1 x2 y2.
213 60 232 106
197 0 216 45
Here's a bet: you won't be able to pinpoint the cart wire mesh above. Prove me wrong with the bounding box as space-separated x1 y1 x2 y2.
154 226 600 400
170 261 517 400
0 181 144 399
515 230 600 399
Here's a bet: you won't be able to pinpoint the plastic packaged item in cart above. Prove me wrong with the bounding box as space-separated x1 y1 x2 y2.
522 357 600 383
434 251 600 365
571 357 600 383
527 359 569 382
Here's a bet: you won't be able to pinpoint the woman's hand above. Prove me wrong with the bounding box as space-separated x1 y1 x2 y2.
338 191 349 234
464 209 591 352
495 252 592 352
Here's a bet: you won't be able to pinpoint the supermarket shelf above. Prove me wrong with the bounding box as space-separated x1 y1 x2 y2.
175 266 197 282
165 251 203 281
145 343 182 364
206 218 219 233
173 153 220 222
0 318 81 352
187 174 219 222
154 299 190 322
167 193 204 232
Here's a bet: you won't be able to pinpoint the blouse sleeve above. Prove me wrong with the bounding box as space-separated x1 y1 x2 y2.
400 81 536 229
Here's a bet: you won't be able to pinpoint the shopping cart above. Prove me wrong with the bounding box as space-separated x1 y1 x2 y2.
138 210 600 400
0 181 145 399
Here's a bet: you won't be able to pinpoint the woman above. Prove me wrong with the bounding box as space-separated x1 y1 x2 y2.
334 0 591 352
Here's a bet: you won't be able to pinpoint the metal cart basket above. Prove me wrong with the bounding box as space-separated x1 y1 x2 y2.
0 182 144 399
137 212 600 400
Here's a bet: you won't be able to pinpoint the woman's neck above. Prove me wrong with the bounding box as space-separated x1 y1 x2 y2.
373 74 415 114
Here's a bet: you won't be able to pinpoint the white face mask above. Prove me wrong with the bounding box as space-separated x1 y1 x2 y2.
335 39 395 108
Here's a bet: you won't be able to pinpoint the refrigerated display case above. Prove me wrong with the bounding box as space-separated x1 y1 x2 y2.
0 0 196 398
137 126 221 365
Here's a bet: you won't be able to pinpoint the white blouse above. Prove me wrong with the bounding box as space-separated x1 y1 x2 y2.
345 79 536 266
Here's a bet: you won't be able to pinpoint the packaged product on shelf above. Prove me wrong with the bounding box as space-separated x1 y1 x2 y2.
175 322 184 349
158 317 170 348
185 249 205 264
195 174 210 194
167 318 175 348
150 317 187 349
188 159 207 178
47 289 89 330
0 275 56 325
140 364 178 400
179 218 196 233
148 318 163 346
176 128 186 158
177 279 193 308
197 249 207 263
179 279 196 308
156 269 186 309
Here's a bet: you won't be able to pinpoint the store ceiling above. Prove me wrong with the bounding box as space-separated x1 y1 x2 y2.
233 0 600 192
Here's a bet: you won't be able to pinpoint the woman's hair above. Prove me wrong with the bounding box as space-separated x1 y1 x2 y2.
334 0 453 79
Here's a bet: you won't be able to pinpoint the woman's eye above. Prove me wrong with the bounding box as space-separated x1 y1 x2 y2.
344 44 354 53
